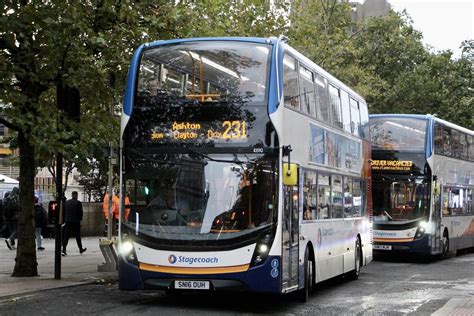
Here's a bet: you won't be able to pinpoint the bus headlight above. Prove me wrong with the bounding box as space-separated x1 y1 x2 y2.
251 233 274 267
119 241 138 264
119 241 134 255
258 244 269 253
418 221 432 234
415 221 431 239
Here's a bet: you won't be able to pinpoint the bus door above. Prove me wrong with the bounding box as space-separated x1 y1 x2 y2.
282 164 299 291
432 180 442 253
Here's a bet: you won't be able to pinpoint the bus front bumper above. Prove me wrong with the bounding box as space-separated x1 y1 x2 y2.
118 255 281 294
373 234 431 256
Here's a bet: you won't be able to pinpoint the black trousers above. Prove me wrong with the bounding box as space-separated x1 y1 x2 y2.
62 222 83 251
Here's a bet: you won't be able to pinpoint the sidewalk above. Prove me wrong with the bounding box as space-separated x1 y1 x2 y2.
432 298 474 316
0 236 117 298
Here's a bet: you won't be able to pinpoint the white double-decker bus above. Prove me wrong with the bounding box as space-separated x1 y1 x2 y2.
370 114 474 258
118 36 372 301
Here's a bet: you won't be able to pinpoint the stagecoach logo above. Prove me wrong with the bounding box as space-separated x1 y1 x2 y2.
168 255 177 264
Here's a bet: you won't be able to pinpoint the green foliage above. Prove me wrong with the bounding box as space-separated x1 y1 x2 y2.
285 1 473 129
174 0 289 38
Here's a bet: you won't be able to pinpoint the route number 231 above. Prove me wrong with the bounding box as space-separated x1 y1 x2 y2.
222 120 248 139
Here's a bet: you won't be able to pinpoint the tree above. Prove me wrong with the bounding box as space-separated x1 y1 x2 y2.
0 0 290 277
285 2 473 129
0 0 186 277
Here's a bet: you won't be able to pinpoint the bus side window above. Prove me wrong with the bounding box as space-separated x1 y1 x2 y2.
329 85 343 129
468 189 474 213
434 124 443 154
317 174 331 219
331 175 343 219
283 55 300 110
343 177 353 218
303 171 317 220
315 73 329 123
451 129 461 159
442 127 452 157
349 98 361 136
299 66 316 117
359 102 369 140
340 91 351 133
442 187 451 216
468 135 474 162
352 180 363 217
459 133 468 160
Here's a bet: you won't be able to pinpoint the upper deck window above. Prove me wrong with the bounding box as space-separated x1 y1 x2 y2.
370 117 427 152
299 65 316 116
138 41 270 104
350 98 361 136
283 55 300 110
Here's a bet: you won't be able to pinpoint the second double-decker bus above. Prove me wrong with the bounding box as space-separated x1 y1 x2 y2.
370 114 474 258
118 36 372 301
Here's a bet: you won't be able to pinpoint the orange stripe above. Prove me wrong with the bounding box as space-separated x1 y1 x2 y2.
374 237 414 243
139 262 250 274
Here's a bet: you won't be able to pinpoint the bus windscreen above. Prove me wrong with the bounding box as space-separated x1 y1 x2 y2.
370 117 427 152
373 178 430 222
127 41 271 148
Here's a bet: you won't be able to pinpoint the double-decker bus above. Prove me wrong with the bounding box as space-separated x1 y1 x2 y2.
118 36 372 300
370 114 474 258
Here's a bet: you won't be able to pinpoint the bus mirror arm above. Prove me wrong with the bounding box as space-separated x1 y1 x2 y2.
282 145 292 175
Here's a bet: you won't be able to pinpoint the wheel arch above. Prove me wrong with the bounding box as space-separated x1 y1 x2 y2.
306 241 316 286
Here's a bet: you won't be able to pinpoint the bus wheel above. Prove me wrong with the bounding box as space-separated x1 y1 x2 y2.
297 248 313 303
348 238 361 280
441 231 449 259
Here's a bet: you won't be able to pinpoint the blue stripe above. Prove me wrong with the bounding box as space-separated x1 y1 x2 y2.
123 44 146 116
268 41 283 114
426 116 434 159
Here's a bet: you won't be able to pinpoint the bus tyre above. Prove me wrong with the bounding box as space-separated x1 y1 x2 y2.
441 231 449 259
297 248 313 303
348 238 361 280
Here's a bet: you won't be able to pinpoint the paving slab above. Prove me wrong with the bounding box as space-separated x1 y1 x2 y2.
0 236 117 298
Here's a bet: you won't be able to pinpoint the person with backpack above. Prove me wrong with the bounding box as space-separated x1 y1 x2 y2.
34 196 48 250
4 187 20 250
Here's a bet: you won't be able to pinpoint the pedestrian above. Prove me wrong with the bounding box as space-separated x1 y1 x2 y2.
103 190 120 235
0 196 5 238
62 191 87 256
34 196 48 251
4 188 20 250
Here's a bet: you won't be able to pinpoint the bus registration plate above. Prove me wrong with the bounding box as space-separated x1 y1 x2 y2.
175 280 210 290
373 244 392 250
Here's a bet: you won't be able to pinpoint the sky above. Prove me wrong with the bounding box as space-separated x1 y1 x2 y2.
388 0 473 58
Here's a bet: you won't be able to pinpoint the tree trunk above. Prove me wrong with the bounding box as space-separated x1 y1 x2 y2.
12 131 38 277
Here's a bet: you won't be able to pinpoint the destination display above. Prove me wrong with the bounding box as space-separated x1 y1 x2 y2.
370 159 413 171
150 120 248 143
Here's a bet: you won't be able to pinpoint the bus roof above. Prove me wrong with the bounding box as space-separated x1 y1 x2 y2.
141 37 277 49
369 114 474 135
